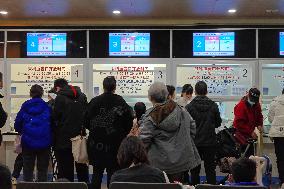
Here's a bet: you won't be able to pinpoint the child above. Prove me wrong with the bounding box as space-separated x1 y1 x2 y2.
128 102 146 136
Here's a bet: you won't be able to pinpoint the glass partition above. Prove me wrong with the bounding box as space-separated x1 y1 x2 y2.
261 63 284 96
176 63 253 96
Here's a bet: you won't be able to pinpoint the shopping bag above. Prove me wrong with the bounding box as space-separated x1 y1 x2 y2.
70 135 88 164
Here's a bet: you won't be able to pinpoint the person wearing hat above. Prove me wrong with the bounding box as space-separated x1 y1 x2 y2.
233 88 263 157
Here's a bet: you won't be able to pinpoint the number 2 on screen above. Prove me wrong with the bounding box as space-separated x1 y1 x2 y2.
197 41 202 48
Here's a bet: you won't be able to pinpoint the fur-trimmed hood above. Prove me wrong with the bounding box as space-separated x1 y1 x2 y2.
148 100 181 132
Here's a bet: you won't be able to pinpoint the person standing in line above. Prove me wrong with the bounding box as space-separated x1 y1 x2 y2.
0 94 7 146
186 81 222 185
85 76 133 189
128 102 146 137
166 85 176 100
52 78 89 183
233 88 263 157
14 85 52 182
139 82 201 183
177 84 194 108
268 88 284 186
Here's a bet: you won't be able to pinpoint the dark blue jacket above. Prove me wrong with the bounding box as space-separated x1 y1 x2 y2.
14 98 52 150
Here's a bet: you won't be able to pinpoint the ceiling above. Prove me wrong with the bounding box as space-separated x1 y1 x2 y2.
1 0 284 26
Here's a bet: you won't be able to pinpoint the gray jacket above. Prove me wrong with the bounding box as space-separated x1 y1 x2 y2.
139 100 201 174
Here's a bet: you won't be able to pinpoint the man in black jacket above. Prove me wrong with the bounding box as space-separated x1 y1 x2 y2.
185 81 222 185
0 94 7 146
53 78 89 183
85 76 133 189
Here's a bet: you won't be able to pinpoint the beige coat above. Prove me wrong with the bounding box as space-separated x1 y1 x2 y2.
268 94 284 137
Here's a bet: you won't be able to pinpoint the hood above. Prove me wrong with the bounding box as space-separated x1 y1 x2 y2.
57 85 82 100
22 98 48 115
190 96 215 112
149 100 182 132
274 94 284 105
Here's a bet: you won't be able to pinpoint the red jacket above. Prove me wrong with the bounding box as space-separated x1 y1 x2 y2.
233 97 263 139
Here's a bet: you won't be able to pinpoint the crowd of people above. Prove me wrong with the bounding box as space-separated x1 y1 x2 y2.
0 76 284 189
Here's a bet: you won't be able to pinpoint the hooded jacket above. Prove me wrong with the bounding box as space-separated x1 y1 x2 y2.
53 85 87 149
14 98 52 150
233 96 263 139
268 94 284 137
139 100 201 174
185 96 222 147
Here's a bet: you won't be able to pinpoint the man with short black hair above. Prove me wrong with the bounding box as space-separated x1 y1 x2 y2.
0 164 12 189
85 76 133 189
230 158 257 186
177 84 193 107
186 81 222 185
53 78 89 183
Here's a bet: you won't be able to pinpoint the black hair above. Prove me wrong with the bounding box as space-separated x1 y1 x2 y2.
282 88 284 95
195 81 208 96
30 84 44 98
103 76 116 92
54 78 68 89
0 164 12 189
231 158 256 183
166 85 176 98
134 102 146 121
181 84 193 96
117 136 149 169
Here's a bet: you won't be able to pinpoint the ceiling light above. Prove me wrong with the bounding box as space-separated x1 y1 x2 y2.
112 10 121 15
228 9 237 13
0 11 8 15
80 46 84 49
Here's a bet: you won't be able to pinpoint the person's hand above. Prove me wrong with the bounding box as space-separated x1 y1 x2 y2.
251 131 258 139
257 126 263 133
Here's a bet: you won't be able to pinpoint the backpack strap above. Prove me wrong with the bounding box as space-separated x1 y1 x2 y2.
70 85 77 98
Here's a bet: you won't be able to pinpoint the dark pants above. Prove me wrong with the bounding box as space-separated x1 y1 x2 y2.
274 138 284 185
55 148 89 183
22 148 50 182
92 165 118 189
12 153 23 178
167 172 184 183
191 146 216 185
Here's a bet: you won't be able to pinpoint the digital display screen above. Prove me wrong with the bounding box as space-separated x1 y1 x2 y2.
193 32 235 56
109 33 150 56
280 32 284 55
27 33 67 56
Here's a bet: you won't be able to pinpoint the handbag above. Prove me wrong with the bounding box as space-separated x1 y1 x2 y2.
70 133 89 164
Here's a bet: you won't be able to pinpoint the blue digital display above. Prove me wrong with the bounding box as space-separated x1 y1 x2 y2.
27 33 67 56
280 32 284 55
193 32 235 56
109 33 150 56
